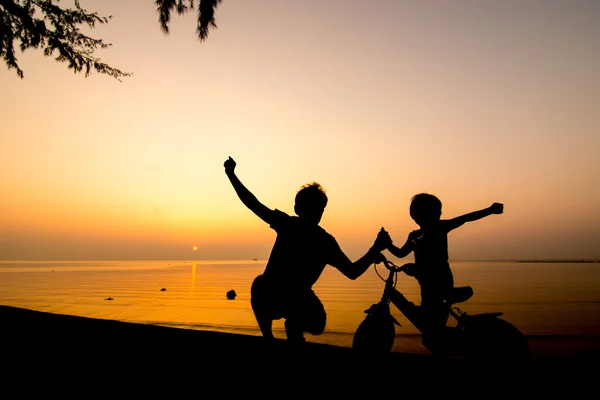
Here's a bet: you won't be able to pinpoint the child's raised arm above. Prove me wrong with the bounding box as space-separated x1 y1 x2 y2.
385 229 420 259
446 202 504 231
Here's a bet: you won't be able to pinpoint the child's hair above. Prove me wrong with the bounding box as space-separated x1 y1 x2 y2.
410 193 442 225
295 182 328 214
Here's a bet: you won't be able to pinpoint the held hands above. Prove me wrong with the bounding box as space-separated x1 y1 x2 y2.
490 202 504 214
224 156 236 175
373 227 392 252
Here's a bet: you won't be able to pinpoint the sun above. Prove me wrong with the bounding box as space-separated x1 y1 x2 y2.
193 246 197 251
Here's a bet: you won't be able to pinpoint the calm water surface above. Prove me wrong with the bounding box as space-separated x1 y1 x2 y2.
2 259 600 354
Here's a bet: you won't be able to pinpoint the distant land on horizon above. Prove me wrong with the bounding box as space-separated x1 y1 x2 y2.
510 259 600 263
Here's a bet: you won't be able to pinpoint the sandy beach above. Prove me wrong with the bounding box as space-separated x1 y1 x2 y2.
2 305 598 393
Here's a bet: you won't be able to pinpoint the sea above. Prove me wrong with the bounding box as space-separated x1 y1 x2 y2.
2 259 600 357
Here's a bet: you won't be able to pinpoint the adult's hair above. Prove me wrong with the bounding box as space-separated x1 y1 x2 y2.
295 182 328 216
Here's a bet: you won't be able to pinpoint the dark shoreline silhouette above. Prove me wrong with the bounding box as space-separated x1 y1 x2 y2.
2 305 599 394
0 305 465 382
2 306 598 364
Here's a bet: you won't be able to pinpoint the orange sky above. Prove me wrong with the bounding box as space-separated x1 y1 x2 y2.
1 0 599 260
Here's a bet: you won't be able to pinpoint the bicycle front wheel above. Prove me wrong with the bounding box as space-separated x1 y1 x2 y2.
352 312 396 353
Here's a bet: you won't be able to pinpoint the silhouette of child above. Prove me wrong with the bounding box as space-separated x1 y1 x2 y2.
382 193 503 349
224 156 391 343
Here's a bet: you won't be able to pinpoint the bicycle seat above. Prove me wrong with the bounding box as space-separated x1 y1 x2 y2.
447 286 473 304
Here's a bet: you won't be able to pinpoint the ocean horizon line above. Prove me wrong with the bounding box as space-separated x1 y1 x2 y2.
1 258 599 263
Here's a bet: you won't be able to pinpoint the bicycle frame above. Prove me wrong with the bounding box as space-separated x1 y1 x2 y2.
378 262 427 333
379 257 496 331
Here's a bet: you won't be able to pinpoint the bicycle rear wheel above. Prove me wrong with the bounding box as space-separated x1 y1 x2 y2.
462 316 530 371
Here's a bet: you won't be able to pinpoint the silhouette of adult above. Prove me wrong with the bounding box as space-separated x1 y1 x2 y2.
224 156 390 343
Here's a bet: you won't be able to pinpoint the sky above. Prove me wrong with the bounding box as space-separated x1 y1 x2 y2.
1 0 599 261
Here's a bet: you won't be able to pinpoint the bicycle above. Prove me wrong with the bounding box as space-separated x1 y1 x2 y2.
352 255 531 369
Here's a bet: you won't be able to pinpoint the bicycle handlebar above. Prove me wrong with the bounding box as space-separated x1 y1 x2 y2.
377 254 411 273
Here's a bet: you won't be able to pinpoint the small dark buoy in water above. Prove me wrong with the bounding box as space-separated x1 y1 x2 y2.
160 288 167 291
226 290 236 300
105 297 114 301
